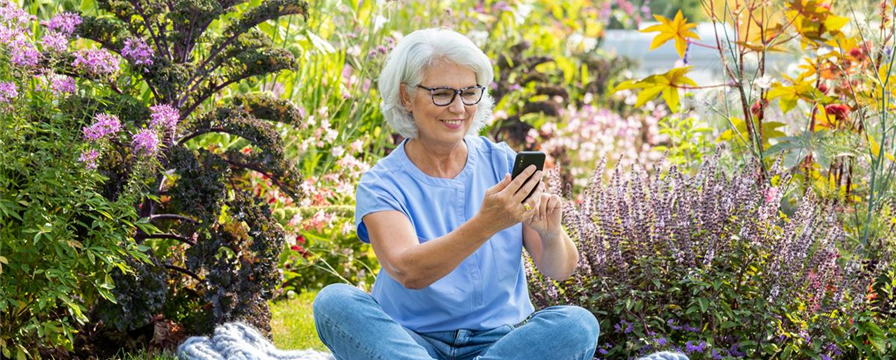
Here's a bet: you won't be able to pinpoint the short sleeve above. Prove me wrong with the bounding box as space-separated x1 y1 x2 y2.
354 171 407 244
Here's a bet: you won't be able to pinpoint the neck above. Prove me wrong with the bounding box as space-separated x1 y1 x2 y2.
406 138 467 179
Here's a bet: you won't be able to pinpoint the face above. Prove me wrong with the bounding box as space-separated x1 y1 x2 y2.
401 61 478 147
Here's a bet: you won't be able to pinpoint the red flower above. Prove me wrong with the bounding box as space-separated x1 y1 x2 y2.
817 82 829 94
297 235 306 244
824 103 850 122
750 99 767 117
290 244 304 252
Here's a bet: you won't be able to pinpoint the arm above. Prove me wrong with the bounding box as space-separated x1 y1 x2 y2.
364 166 544 290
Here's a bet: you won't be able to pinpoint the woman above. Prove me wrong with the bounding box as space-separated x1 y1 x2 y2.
313 28 600 360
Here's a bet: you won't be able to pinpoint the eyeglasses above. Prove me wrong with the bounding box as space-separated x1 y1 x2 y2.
416 84 485 106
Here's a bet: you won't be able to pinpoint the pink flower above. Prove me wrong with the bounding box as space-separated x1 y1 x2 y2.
42 12 81 36
121 37 154 66
149 104 179 131
79 149 99 169
83 113 122 141
9 38 40 67
50 75 75 95
73 48 120 75
41 31 68 52
0 81 17 104
764 187 779 203
350 139 364 153
131 128 159 155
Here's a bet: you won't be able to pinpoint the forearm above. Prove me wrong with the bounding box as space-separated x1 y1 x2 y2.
396 214 499 289
536 229 578 281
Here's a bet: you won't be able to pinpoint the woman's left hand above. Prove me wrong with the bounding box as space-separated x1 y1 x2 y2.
522 183 563 236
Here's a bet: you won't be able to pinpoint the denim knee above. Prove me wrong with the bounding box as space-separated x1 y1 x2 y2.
313 283 365 323
556 306 600 347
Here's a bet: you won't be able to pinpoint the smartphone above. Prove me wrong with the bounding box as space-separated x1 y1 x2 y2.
511 151 546 203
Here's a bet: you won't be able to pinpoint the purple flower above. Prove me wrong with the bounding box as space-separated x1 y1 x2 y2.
42 12 81 36
73 49 120 75
50 75 75 95
0 81 18 103
9 38 40 67
685 340 707 353
131 128 159 155
83 113 122 141
0 2 34 27
41 31 68 52
655 337 668 346
79 149 99 169
149 104 179 131
614 319 633 333
121 37 154 66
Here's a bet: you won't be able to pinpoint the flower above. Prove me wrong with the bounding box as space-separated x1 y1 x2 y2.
0 81 17 104
73 49 120 75
149 104 179 131
79 149 100 169
131 128 159 155
685 340 706 353
121 37 154 66
9 38 40 67
42 12 81 35
83 113 122 141
824 103 850 122
50 75 75 95
41 31 68 52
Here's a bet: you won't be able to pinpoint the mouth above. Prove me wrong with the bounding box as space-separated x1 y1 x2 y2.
440 119 465 126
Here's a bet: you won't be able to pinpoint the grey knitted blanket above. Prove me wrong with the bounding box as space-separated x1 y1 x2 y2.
176 322 687 360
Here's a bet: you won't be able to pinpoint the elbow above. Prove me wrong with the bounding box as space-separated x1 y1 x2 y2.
388 261 430 290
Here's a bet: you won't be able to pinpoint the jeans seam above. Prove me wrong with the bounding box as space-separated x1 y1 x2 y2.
318 311 388 360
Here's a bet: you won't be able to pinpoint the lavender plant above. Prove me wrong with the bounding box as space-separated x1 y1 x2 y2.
527 156 895 359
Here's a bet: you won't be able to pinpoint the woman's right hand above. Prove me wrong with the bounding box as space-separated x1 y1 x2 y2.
476 165 544 235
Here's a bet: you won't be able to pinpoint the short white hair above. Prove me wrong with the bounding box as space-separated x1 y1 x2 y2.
378 28 495 139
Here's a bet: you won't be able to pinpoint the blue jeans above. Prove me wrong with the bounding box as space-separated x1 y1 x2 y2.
313 284 600 360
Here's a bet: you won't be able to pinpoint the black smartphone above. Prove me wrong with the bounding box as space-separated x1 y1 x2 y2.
511 151 546 203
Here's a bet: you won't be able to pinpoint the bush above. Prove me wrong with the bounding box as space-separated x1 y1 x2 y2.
527 156 895 359
0 4 151 358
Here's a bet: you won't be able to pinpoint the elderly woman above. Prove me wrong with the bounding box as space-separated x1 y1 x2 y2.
312 28 600 360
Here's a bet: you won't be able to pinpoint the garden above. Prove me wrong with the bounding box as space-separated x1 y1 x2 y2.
0 0 894 359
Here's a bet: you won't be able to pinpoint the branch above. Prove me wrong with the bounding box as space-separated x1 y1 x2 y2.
127 0 170 62
179 78 241 119
136 232 196 246
223 159 289 191
165 264 205 282
176 126 227 146
149 214 199 224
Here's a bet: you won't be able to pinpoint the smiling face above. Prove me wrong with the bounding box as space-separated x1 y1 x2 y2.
400 60 478 147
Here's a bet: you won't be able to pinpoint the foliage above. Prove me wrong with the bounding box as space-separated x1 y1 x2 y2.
1 0 311 356
529 157 896 359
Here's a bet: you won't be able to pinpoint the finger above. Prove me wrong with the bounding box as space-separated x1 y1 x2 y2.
539 192 550 220
513 170 543 203
502 165 539 197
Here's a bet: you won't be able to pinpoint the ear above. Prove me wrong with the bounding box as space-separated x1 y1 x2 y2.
399 84 413 112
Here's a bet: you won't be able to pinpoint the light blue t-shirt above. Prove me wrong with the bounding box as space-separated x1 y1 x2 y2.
354 135 535 333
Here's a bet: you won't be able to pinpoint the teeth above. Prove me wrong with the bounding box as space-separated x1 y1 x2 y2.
443 120 462 125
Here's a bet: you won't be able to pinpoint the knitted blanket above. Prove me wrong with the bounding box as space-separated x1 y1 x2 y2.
176 322 688 360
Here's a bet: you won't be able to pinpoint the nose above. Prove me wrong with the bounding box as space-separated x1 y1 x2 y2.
447 94 466 114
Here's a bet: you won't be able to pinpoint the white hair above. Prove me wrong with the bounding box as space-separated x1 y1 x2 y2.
378 28 495 139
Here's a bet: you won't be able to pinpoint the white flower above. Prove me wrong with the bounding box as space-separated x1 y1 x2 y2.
754 74 774 90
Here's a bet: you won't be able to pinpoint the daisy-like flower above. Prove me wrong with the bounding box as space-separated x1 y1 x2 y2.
79 149 100 169
149 104 179 131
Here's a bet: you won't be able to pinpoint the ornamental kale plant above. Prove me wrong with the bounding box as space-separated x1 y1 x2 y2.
77 0 309 342
0 0 308 356
527 156 895 359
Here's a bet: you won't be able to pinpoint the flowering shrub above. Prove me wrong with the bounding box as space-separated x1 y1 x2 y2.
0 0 311 356
527 157 895 359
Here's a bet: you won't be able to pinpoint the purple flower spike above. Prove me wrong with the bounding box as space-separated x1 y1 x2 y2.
149 104 179 131
132 128 159 156
82 113 122 142
10 39 40 67
79 149 99 169
122 37 154 66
